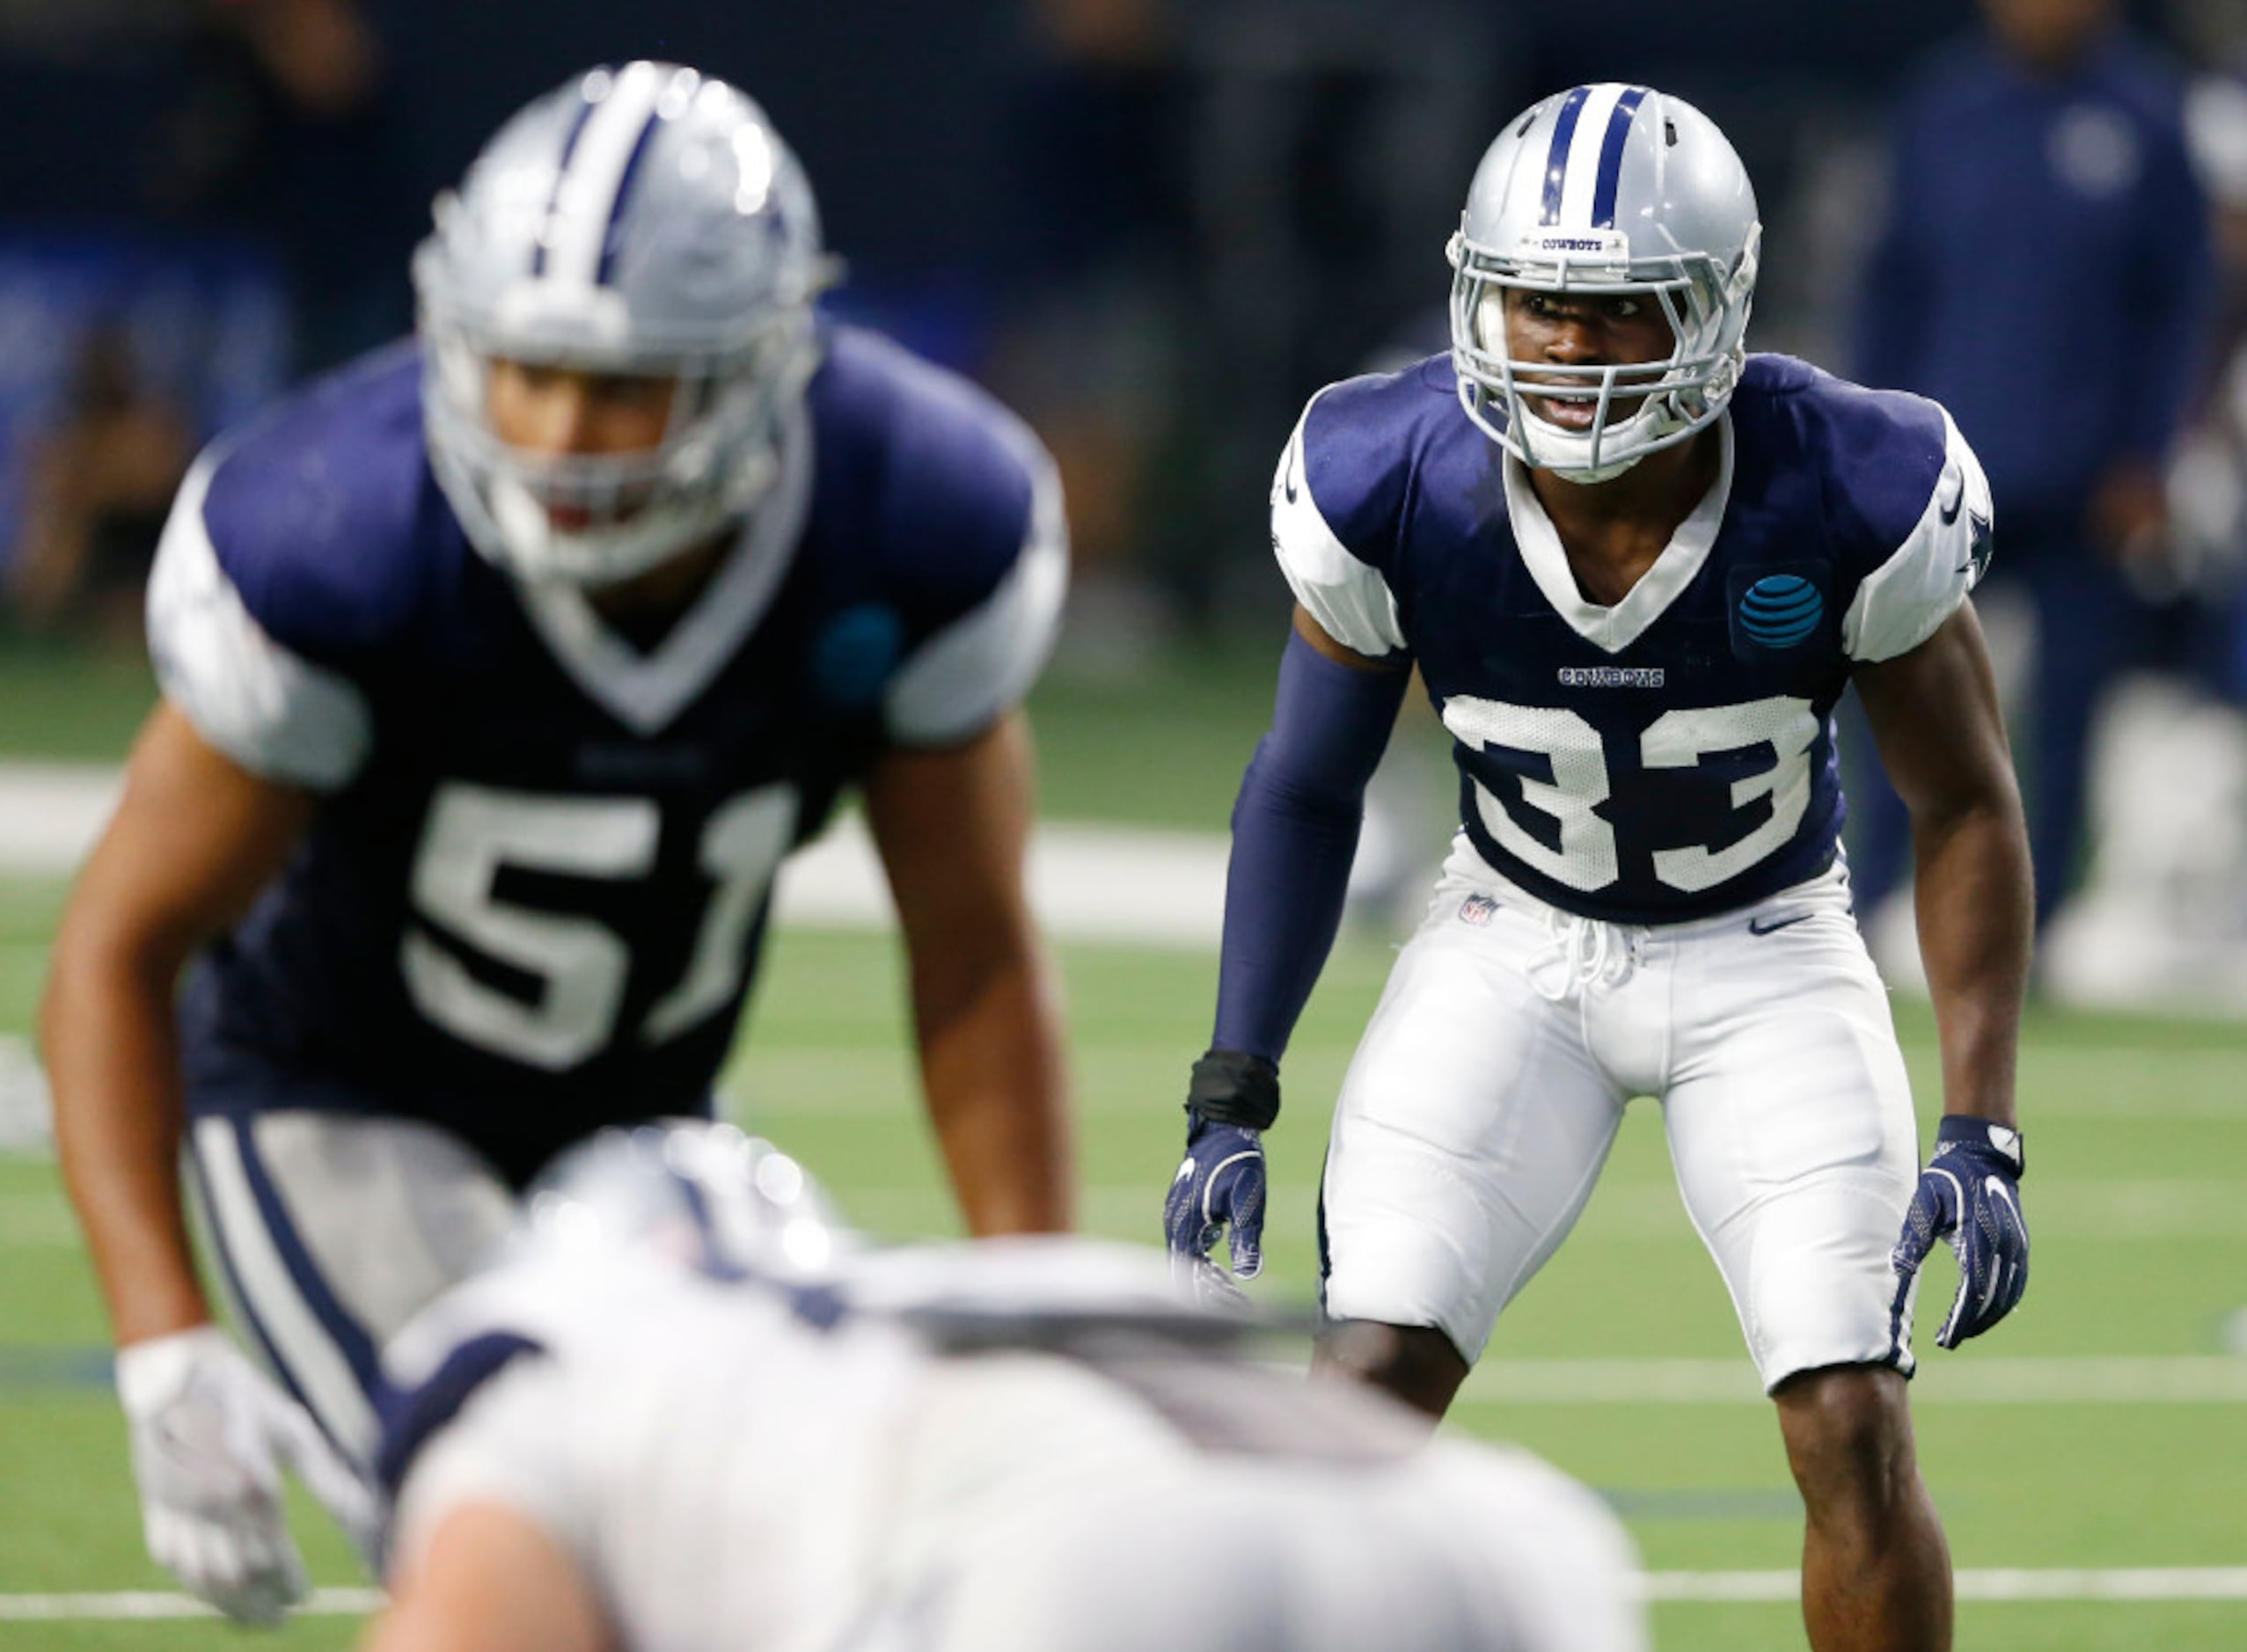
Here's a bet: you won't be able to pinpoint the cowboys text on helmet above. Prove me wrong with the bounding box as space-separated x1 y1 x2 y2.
1447 84 1761 482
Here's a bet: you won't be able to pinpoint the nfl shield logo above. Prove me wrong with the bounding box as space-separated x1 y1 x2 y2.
1459 893 1499 926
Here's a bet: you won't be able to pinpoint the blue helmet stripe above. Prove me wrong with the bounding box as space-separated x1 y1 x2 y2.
1590 86 1649 230
597 107 665 286
531 89 604 277
1540 86 1592 226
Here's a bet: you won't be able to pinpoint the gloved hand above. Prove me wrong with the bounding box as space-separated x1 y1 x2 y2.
116 1326 377 1624
1891 1115 2029 1350
1165 1113 1268 1297
1164 1049 1280 1302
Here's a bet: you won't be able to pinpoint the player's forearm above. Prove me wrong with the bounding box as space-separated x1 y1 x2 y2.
1209 747 1363 1064
42 942 210 1345
911 935 1073 1235
365 1502 611 1652
1909 796 2031 1129
1211 629 1406 1065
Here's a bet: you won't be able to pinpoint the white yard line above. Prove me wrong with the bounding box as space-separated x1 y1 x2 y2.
6 1572 2246 1620
6 760 2247 1030
1455 1356 2247 1406
1641 1568 2247 1603
0 764 119 877
0 1587 384 1620
0 764 1232 947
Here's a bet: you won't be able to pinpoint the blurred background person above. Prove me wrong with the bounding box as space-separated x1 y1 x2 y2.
2027 45 2247 1005
4 324 194 639
1845 0 2217 954
0 0 409 643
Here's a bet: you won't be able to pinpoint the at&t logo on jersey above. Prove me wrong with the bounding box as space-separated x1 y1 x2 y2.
1727 566 1831 660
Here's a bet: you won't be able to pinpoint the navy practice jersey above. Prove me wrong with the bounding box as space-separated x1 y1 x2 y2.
147 326 1065 1183
1275 353 1992 925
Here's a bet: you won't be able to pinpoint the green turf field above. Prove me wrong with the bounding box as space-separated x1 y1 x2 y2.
4 912 2244 1648
1 639 2243 1648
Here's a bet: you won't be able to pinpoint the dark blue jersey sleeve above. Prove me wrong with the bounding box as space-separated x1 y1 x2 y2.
196 342 443 667
144 345 440 786
809 329 1068 746
1270 362 1459 658
1769 364 1992 662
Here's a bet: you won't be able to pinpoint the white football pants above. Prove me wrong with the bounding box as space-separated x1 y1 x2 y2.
1320 840 1922 1389
187 1111 516 1466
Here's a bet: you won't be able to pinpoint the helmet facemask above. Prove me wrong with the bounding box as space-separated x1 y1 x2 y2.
412 62 834 589
1447 224 1759 483
419 294 821 588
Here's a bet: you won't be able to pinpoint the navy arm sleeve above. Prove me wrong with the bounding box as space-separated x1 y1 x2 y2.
1211 630 1409 1064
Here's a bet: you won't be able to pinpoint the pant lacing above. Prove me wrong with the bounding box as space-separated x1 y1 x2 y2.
1526 908 1646 1003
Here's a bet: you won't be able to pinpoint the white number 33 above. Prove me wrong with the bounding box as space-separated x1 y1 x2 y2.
1441 694 1819 895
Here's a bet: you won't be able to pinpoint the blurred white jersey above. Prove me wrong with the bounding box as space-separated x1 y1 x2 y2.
381 1240 1647 1652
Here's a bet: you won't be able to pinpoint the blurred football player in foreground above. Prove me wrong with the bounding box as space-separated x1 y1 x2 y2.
361 1122 1648 1652
45 61 1072 1623
1165 84 2032 1652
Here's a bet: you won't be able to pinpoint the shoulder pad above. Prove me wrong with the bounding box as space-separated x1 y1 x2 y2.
1294 354 1457 564
198 342 451 663
1743 356 1951 565
809 326 1050 619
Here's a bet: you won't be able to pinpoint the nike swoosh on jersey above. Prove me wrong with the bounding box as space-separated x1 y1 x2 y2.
1936 464 1965 525
1746 911 1815 935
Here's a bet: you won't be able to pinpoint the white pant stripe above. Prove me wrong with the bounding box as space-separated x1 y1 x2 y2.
1558 84 1629 230
543 61 666 286
192 1117 380 1463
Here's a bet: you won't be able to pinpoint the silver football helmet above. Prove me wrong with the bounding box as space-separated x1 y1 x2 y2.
414 62 834 586
1447 84 1761 481
519 1120 853 1280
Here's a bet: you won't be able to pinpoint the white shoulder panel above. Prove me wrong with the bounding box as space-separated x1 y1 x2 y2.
1841 407 1992 664
1270 395 1405 658
144 451 373 789
883 441 1069 747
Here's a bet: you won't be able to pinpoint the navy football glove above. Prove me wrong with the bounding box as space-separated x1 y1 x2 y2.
1162 1050 1280 1299
1892 1115 2029 1349
1165 1115 1267 1296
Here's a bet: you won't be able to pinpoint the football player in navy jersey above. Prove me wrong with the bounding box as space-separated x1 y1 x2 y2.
1164 85 2031 1652
43 62 1072 1624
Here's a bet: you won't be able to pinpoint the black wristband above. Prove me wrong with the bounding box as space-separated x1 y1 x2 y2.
1935 1114 2025 1177
1186 1047 1281 1131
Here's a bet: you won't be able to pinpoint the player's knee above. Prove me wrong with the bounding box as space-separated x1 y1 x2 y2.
1773 1363 1921 1518
1314 1319 1469 1420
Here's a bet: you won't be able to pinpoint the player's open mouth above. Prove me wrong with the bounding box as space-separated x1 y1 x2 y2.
1532 397 1599 430
541 487 659 532
1519 382 1650 431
